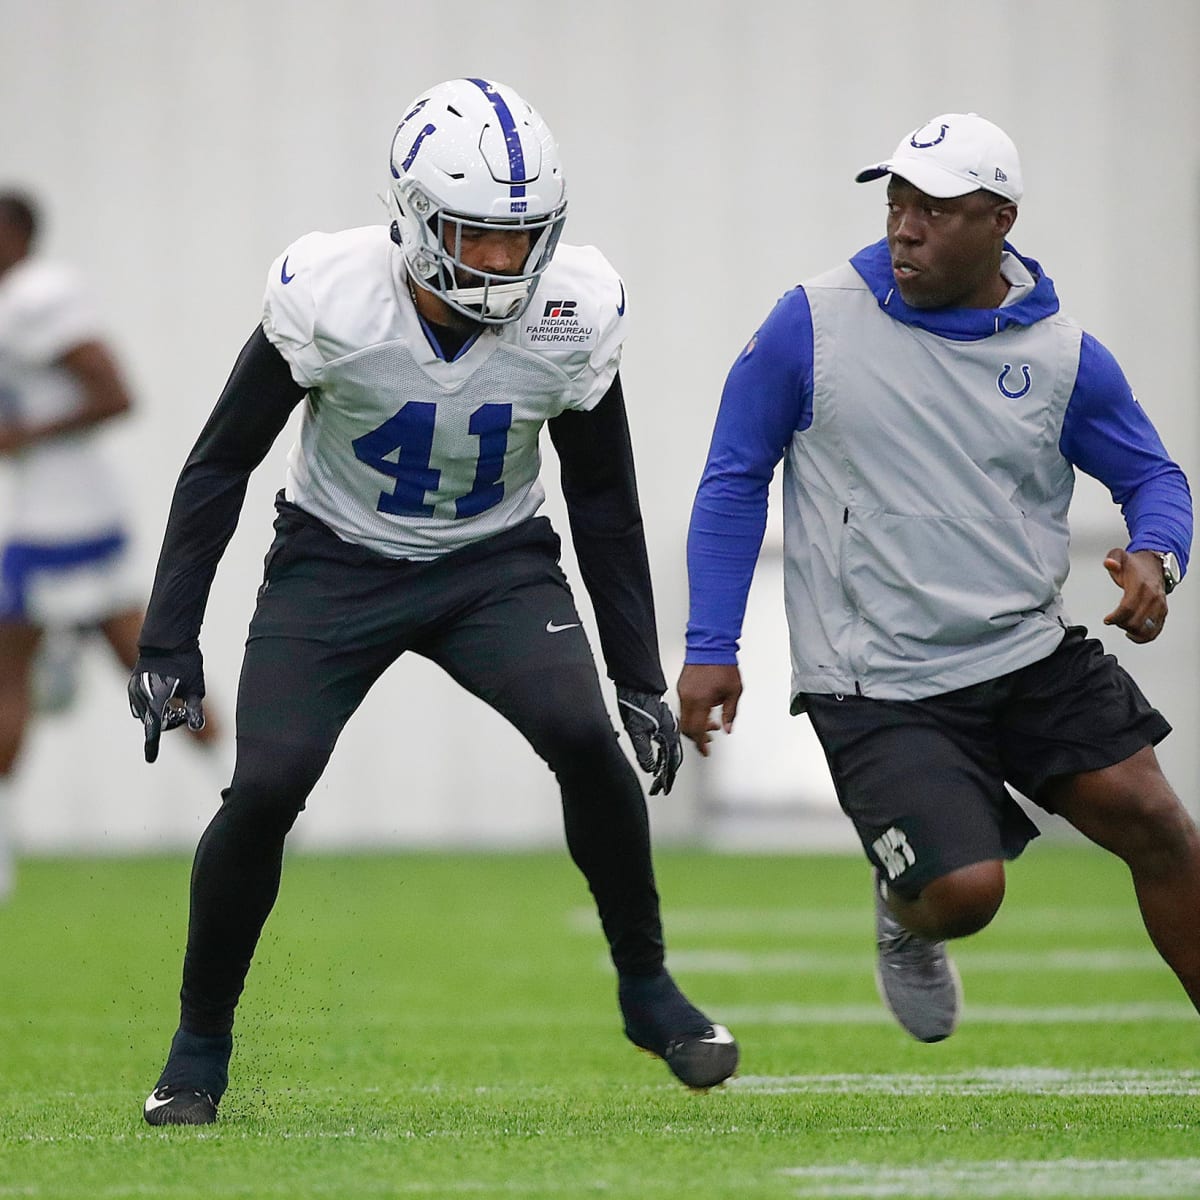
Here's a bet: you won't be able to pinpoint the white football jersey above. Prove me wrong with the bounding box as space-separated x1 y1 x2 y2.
261 227 627 560
0 258 128 541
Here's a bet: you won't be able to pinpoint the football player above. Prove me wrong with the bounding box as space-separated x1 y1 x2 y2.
0 190 220 902
131 78 739 1125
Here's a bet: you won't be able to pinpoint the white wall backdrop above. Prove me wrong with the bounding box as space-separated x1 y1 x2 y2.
2 0 1197 852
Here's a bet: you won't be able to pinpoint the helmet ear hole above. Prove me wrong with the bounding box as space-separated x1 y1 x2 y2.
388 78 567 325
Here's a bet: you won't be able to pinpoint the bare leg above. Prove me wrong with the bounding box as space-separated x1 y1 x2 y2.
0 620 42 776
886 859 1006 940
1046 745 1200 1014
100 608 222 745
0 620 42 899
871 859 1004 1044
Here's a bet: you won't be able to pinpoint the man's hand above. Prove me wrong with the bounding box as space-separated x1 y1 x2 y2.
676 663 743 758
128 652 206 763
615 687 683 796
1102 548 1169 644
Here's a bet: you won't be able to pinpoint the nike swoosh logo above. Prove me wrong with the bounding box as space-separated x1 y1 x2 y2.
546 620 581 634
144 1089 177 1113
616 280 626 316
136 672 177 712
701 1024 736 1045
280 256 295 284
144 1086 209 1113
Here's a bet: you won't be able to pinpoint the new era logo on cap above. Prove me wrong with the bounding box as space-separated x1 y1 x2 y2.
855 112 1023 204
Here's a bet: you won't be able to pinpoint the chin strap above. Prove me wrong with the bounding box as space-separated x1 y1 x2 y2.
450 278 531 321
401 249 533 325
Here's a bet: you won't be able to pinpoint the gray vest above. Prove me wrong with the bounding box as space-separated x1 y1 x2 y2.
786 263 1083 705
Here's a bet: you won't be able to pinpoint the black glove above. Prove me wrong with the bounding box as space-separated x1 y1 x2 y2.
616 686 683 797
127 649 206 764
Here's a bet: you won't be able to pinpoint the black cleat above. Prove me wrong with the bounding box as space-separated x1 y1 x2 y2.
658 1023 739 1089
142 1028 232 1126
619 969 739 1089
143 1084 218 1126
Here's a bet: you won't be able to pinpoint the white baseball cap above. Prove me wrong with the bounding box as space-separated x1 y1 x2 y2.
855 112 1023 204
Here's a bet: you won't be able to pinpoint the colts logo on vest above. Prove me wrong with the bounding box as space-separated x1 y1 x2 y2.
997 363 1032 399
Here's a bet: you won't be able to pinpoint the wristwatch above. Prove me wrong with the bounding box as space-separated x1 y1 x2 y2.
1155 551 1182 594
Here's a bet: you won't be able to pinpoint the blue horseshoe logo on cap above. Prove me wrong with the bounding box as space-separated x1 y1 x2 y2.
910 124 949 149
997 363 1032 399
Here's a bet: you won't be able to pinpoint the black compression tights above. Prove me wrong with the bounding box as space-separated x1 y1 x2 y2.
178 669 665 1037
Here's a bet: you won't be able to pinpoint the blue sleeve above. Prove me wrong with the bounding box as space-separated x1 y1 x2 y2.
685 287 814 663
1060 332 1192 574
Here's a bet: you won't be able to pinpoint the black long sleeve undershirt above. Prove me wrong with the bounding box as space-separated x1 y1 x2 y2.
138 326 306 656
140 326 668 697
549 376 668 696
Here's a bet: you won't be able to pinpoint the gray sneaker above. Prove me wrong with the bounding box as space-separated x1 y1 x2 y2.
874 874 961 1043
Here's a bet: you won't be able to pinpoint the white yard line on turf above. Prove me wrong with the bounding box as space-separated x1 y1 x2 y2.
779 1157 1200 1198
734 1067 1200 1095
660 948 1162 973
568 906 1141 935
718 1001 1196 1024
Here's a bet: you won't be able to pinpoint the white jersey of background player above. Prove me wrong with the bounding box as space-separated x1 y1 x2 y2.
0 255 134 597
263 230 626 559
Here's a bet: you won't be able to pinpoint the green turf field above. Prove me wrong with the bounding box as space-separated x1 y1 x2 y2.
2 846 1198 1198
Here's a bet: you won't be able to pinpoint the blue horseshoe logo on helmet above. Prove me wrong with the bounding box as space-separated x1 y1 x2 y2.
997 363 1032 399
910 123 949 149
390 123 437 177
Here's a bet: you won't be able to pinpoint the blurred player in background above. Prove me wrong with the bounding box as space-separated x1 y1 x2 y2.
129 77 738 1126
0 191 221 901
678 113 1199 1044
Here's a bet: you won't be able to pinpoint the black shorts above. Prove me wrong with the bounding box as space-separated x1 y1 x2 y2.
803 627 1171 897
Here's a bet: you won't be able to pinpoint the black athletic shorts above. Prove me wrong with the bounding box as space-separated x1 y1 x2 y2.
802 626 1171 897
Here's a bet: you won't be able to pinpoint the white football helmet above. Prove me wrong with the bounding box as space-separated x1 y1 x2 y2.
388 78 568 324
